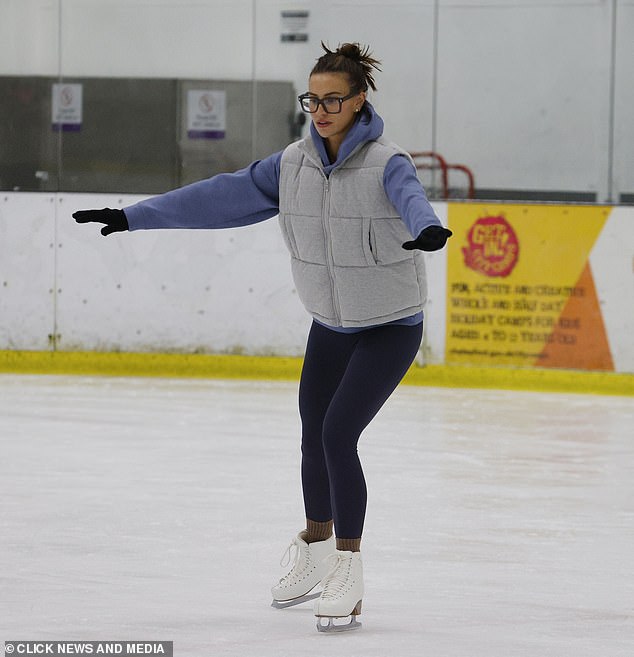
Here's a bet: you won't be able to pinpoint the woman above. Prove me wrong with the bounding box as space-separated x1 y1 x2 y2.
74 42 451 633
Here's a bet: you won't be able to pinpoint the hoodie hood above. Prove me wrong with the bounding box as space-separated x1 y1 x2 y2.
309 101 384 175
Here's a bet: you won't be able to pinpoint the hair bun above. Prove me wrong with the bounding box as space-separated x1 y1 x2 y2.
313 41 382 92
337 43 364 60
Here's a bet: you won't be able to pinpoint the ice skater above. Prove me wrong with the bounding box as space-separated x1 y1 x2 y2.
74 41 452 632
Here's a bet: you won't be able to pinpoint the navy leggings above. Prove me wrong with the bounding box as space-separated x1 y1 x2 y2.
298 320 424 539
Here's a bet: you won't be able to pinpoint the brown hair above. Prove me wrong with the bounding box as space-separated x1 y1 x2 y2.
310 42 382 92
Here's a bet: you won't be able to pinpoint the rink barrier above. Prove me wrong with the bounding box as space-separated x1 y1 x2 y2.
0 350 632 397
3 195 634 373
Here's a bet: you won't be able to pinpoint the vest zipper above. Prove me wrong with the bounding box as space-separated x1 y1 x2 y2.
321 176 342 324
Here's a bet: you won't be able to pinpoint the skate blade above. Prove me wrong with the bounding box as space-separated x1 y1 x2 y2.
271 591 321 609
316 616 362 633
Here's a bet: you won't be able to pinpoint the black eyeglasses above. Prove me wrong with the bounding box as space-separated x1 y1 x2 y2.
298 91 359 114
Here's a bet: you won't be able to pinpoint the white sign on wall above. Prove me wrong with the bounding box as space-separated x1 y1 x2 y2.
280 10 309 42
52 83 83 132
187 90 226 139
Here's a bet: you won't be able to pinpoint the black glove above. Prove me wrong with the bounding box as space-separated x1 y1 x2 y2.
402 225 452 251
73 208 129 236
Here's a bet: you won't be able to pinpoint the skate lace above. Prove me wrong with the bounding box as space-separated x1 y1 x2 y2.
320 553 351 600
279 537 301 570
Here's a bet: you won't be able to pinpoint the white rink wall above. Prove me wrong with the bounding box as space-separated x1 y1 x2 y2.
2 193 633 374
0 192 308 357
0 192 446 360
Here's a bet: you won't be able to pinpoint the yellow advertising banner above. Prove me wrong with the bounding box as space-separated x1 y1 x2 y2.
446 203 614 370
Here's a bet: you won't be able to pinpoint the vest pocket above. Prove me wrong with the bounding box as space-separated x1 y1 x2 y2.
279 214 299 259
367 220 378 265
369 218 412 264
281 214 330 264
330 216 377 267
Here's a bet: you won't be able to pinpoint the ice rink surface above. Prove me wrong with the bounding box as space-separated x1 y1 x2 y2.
1 373 633 657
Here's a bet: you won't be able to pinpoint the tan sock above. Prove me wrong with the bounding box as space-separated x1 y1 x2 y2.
336 537 361 553
302 519 334 544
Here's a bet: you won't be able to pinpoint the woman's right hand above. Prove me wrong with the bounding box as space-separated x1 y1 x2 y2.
73 208 129 236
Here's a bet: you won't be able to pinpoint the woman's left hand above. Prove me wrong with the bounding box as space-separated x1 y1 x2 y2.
402 225 452 251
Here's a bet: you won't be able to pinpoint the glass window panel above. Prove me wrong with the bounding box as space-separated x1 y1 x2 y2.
0 0 630 202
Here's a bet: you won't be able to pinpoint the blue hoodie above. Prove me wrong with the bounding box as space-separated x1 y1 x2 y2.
125 103 439 235
124 103 441 329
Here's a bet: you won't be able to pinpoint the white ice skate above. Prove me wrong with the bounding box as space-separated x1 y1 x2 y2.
271 533 335 609
314 550 364 632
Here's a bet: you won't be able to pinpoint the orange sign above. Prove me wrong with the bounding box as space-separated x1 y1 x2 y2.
446 203 614 370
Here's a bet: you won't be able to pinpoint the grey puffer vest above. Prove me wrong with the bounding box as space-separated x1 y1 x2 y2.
278 135 427 328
